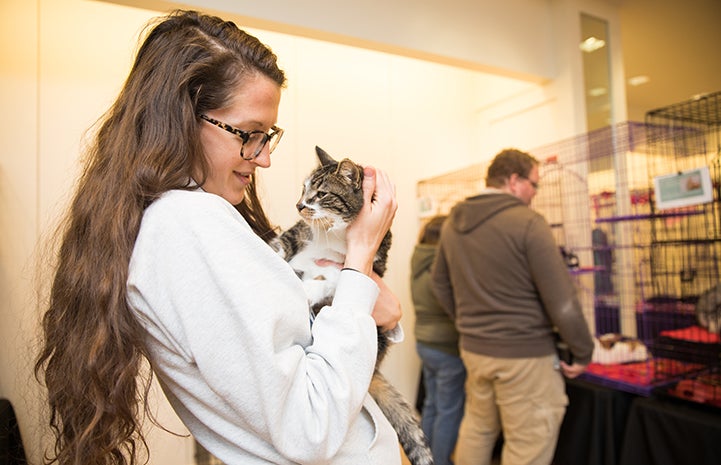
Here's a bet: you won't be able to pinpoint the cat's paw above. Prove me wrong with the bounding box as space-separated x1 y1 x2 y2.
303 279 335 307
268 238 286 258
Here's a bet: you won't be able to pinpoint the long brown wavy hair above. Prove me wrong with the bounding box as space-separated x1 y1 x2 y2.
34 10 286 465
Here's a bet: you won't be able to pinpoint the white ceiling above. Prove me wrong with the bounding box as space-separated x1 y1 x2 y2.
618 0 721 120
111 0 719 123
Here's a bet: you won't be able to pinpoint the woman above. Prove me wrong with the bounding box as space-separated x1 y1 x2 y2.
412 215 465 465
35 10 400 465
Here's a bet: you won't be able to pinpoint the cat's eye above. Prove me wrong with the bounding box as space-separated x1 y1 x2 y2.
199 114 284 160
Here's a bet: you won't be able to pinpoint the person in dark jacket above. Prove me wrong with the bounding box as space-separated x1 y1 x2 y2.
431 148 593 465
412 215 466 465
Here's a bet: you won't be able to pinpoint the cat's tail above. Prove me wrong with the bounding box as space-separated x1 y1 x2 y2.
369 371 434 465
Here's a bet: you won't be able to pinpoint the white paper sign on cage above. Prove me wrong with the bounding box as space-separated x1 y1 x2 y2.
417 196 437 219
653 166 713 210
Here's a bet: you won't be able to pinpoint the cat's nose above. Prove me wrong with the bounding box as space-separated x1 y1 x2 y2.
296 202 305 212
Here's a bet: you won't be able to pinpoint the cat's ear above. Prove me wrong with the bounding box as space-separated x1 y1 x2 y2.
337 158 363 189
315 146 336 166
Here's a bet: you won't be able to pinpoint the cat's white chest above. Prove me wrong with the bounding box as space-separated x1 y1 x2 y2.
288 235 347 307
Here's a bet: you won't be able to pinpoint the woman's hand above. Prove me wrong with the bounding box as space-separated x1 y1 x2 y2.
369 272 402 331
313 259 401 330
344 166 397 275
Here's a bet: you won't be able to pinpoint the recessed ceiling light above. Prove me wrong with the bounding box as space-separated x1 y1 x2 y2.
589 87 608 97
692 92 710 100
579 37 606 53
628 75 650 86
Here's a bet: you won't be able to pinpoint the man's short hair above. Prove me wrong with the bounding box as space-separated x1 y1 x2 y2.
485 148 538 188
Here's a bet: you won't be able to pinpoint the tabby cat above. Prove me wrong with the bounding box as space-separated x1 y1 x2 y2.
696 283 721 334
271 146 434 465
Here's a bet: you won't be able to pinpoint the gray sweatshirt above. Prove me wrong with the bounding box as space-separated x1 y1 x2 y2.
431 191 593 364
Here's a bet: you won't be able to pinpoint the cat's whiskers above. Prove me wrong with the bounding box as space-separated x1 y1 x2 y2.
273 147 429 465
308 216 332 233
310 218 340 252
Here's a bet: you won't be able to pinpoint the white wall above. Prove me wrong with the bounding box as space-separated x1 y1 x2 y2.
1 0 621 463
111 0 557 82
0 0 41 461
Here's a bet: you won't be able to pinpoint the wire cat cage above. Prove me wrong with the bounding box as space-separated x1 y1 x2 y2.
642 91 721 407
416 94 721 404
530 122 663 396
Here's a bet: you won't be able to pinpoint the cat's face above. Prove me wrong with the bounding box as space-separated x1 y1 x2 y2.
296 147 364 231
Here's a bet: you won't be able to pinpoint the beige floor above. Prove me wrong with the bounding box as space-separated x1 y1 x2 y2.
400 446 501 465
400 445 411 465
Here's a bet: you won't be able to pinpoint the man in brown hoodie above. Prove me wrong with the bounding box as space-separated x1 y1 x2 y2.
431 148 593 465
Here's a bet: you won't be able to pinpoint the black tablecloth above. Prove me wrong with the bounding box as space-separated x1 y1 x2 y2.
619 396 721 465
553 378 636 465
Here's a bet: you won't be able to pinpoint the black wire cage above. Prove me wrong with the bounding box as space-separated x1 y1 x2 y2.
642 91 721 406
530 94 721 403
530 93 721 403
416 93 721 405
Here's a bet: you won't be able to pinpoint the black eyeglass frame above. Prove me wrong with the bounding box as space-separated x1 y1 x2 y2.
199 114 283 160
518 174 540 190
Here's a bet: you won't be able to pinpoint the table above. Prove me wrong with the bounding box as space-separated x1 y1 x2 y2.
619 396 721 465
553 378 636 465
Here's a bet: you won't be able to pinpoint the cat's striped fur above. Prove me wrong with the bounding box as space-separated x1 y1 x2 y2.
271 146 433 465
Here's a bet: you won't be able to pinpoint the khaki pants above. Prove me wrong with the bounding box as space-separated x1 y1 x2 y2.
455 351 568 465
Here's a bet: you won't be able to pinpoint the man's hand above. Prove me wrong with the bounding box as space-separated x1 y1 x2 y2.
560 361 587 379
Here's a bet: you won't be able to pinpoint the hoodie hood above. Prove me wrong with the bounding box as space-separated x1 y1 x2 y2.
411 243 437 279
450 193 523 233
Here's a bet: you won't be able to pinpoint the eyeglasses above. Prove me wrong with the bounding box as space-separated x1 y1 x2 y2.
519 175 539 190
200 114 284 160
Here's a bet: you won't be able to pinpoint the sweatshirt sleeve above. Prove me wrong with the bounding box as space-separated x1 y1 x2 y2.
430 239 456 319
127 191 379 463
525 215 594 365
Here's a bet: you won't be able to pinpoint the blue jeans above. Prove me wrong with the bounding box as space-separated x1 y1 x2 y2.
417 343 467 465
